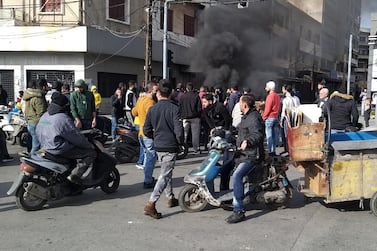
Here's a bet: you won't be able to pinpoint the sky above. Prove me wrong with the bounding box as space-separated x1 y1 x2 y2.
361 0 377 28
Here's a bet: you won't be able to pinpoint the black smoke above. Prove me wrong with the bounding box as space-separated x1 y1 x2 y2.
189 2 282 96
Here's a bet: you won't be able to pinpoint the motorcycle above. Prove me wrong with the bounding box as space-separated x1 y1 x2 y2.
6 112 29 147
113 118 188 163
178 134 293 213
7 129 120 211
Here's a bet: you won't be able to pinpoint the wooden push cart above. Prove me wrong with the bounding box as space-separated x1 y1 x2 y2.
287 122 377 217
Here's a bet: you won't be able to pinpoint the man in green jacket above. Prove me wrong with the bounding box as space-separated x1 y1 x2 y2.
70 79 96 130
23 79 48 156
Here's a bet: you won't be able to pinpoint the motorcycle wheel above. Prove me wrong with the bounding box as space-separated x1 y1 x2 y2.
265 187 293 210
100 167 120 194
20 132 29 147
178 184 207 212
176 144 188 160
15 184 47 211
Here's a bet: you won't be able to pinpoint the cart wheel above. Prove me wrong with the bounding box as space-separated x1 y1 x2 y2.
370 192 377 217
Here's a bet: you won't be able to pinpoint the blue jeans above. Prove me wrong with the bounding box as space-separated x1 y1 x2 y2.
232 162 255 212
111 116 118 141
140 137 157 184
27 122 40 156
135 125 144 165
265 117 280 154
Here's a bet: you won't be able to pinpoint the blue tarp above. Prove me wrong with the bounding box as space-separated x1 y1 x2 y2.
329 131 377 144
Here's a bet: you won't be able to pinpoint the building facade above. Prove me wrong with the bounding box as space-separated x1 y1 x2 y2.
0 0 203 105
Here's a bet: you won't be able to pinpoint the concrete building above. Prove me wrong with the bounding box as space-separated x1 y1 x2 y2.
355 28 370 88
0 0 203 104
367 13 377 100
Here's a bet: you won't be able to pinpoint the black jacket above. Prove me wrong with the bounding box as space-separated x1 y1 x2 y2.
111 94 124 119
324 92 359 130
143 99 184 153
203 102 232 130
236 107 265 165
179 91 202 119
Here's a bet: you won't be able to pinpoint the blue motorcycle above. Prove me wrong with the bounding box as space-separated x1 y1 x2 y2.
178 135 293 212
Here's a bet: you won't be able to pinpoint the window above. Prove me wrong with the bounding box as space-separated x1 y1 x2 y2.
40 0 62 13
184 15 195 37
160 9 173 32
107 0 130 24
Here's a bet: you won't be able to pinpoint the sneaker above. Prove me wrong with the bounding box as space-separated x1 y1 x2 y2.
144 202 162 219
136 164 144 170
225 211 245 224
143 177 156 189
2 156 14 162
166 197 179 208
18 151 30 158
280 152 289 157
67 174 82 184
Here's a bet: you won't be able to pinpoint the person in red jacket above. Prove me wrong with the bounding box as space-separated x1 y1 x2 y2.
262 81 281 156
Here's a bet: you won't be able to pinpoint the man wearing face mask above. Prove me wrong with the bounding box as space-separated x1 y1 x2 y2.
225 94 264 224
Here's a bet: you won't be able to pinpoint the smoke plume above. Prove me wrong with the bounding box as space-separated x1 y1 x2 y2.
189 2 282 96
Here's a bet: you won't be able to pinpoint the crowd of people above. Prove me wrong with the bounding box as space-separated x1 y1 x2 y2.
0 76 374 224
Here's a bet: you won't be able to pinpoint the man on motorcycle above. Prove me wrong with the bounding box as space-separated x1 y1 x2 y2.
36 93 97 184
225 94 265 224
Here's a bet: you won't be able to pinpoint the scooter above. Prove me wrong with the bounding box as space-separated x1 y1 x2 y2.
113 118 188 163
7 129 120 211
178 135 293 213
6 112 28 147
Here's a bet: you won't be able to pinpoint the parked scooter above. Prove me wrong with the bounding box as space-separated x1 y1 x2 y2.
113 118 188 163
7 129 120 211
6 112 28 147
178 134 293 212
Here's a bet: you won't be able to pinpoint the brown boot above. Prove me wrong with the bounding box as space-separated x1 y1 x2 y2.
166 197 179 208
144 202 162 219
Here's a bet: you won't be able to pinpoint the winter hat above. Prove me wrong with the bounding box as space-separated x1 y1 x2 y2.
51 92 69 107
91 85 97 91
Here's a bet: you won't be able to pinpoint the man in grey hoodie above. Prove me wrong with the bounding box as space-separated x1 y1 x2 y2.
36 92 96 184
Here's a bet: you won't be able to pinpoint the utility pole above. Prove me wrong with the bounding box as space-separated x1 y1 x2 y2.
346 34 352 95
144 0 153 83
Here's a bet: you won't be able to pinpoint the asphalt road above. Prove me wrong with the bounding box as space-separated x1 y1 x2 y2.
0 142 377 251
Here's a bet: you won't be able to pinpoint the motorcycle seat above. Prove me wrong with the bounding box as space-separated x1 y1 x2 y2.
40 151 72 164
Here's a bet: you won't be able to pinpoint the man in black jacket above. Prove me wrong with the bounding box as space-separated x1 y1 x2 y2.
143 79 184 219
324 90 359 132
202 93 232 132
225 95 265 224
179 82 202 154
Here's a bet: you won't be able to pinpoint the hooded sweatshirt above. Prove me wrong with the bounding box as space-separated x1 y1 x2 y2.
36 103 92 155
23 88 47 124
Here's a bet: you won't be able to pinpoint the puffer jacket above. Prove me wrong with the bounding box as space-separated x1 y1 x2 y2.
23 88 47 123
